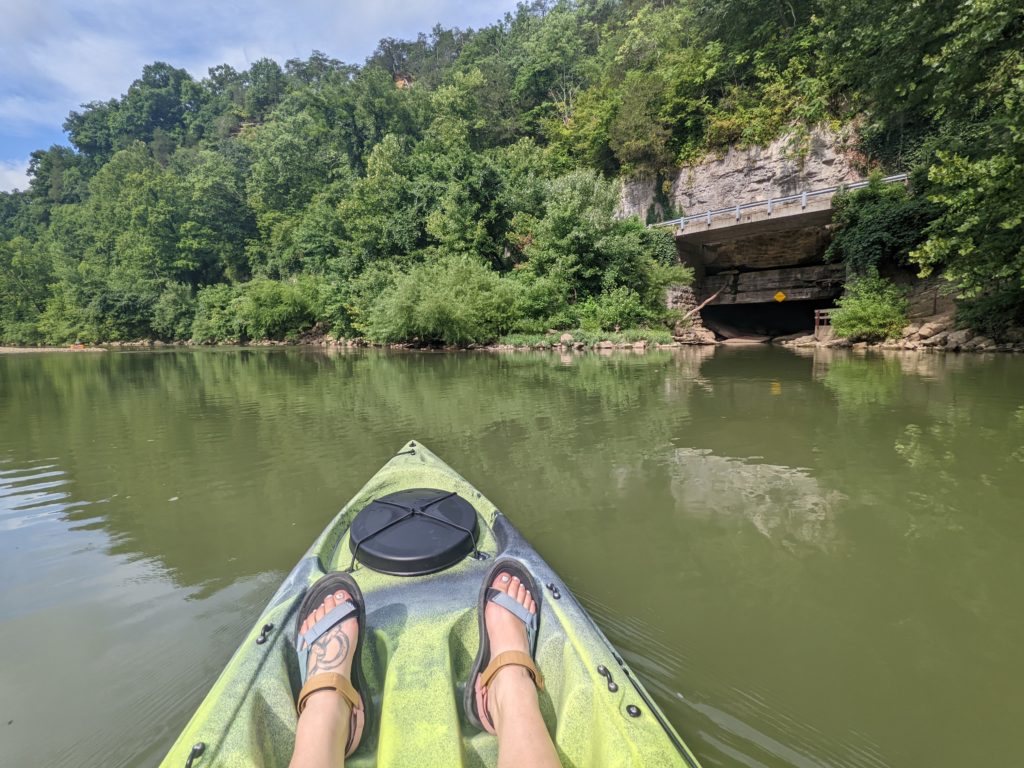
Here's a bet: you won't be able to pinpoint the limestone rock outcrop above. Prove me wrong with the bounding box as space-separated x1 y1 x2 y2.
666 283 717 344
618 127 861 221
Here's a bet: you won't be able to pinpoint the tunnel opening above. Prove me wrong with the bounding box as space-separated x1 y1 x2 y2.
701 298 836 338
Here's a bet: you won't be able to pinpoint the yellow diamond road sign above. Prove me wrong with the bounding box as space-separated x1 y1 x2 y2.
774 291 786 302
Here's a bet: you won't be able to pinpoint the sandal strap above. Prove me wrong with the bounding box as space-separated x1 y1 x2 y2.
486 588 539 650
297 601 358 652
480 650 545 692
297 672 362 716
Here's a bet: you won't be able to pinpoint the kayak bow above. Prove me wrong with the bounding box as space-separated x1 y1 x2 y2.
159 441 702 768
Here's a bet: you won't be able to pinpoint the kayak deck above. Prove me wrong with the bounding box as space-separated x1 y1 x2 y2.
160 442 701 768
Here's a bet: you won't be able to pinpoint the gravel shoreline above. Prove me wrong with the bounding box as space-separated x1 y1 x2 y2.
0 346 108 354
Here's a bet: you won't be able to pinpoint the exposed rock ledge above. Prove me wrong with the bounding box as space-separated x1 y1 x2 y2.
773 314 1024 353
618 126 861 221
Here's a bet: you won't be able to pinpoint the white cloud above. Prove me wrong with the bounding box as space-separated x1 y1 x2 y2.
0 160 30 193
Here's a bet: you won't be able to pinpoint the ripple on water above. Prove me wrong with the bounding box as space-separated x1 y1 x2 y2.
575 577 890 768
0 463 73 530
0 455 280 768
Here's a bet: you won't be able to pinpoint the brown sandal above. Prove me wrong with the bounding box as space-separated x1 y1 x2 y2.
464 559 543 734
294 572 369 756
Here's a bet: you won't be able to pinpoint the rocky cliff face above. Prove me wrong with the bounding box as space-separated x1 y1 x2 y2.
618 126 861 221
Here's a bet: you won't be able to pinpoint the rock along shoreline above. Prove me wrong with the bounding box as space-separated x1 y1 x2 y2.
4 327 1024 355
770 312 1024 354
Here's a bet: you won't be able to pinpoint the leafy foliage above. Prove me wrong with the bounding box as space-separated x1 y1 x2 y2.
826 176 939 274
0 237 50 344
190 279 315 342
824 0 1024 316
498 326 674 347
363 254 517 345
575 287 656 331
955 290 1024 341
190 284 241 343
151 283 195 340
831 273 908 342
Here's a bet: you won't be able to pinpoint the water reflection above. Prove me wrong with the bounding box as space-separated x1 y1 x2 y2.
2 349 709 590
671 448 842 549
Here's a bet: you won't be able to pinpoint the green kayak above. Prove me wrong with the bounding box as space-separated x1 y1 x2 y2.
159 441 702 768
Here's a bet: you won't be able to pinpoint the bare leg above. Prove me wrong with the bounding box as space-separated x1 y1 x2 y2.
289 589 359 768
478 573 562 768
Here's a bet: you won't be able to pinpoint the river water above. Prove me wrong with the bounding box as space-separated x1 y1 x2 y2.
1 347 1021 767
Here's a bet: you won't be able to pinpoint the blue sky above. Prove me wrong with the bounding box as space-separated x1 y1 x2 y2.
0 0 517 192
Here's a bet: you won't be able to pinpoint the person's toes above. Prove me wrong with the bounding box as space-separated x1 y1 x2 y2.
300 590 350 647
492 572 511 591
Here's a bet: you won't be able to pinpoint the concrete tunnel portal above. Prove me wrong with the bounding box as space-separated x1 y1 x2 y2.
700 297 837 338
672 214 847 340
658 174 910 342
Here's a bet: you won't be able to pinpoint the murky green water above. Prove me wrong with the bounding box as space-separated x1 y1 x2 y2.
1 347 1022 767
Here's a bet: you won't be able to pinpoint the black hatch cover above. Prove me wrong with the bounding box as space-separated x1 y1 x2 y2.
348 488 478 576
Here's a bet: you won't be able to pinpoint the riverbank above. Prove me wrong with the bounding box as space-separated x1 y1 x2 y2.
771 312 1024 353
0 346 107 354
4 338 1022 354
0 328 678 354
5 319 1023 354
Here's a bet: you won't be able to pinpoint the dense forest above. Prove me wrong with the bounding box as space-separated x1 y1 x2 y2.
0 0 1021 345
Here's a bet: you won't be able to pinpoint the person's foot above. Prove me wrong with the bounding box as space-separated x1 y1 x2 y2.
476 572 538 729
298 589 359 708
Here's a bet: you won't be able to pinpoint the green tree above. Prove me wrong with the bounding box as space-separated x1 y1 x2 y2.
175 148 256 283
607 71 673 174
27 146 89 206
110 63 195 148
244 58 288 121
909 0 1024 307
0 236 51 343
518 169 683 311
337 134 424 268
64 99 119 161
42 144 187 341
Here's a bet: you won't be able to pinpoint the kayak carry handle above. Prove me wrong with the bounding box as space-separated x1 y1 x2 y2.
596 665 619 692
184 742 205 768
255 623 274 645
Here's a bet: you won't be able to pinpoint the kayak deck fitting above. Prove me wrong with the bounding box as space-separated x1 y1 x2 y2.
159 441 702 768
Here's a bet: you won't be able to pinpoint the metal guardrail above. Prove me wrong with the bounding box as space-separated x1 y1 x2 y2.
651 173 909 231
